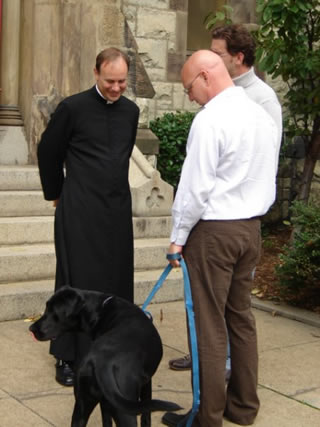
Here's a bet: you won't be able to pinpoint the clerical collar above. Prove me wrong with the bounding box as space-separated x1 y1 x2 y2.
95 84 114 104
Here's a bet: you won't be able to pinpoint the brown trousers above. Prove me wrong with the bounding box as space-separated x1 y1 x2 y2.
184 219 261 427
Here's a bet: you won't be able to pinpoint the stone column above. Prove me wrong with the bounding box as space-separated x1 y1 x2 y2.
0 0 28 164
0 0 22 124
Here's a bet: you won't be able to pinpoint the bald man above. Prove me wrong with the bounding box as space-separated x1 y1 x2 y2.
162 50 280 427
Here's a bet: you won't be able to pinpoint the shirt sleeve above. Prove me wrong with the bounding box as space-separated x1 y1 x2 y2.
170 113 220 245
37 101 73 200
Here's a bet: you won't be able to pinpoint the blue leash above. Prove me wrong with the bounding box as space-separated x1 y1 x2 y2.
142 254 200 427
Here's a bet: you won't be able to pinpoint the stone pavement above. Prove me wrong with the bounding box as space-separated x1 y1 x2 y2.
0 300 319 427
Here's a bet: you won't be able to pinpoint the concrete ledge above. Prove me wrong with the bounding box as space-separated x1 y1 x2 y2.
252 296 320 329
133 216 172 239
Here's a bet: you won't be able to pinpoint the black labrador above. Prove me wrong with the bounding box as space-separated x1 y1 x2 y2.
29 286 181 427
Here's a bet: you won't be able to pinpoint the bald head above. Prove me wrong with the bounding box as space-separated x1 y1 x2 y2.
181 50 234 105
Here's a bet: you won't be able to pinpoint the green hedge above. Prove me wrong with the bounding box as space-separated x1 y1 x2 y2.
149 111 195 190
275 201 320 309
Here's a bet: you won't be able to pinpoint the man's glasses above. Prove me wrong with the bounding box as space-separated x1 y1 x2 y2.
183 72 202 95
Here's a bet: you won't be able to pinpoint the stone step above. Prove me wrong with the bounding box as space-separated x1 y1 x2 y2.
0 268 183 321
0 190 55 217
0 238 171 283
0 217 54 245
0 165 41 190
0 216 172 245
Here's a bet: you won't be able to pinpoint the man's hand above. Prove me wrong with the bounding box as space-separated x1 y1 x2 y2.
167 243 183 268
53 199 59 207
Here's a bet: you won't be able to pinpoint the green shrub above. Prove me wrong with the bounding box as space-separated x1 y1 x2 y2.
149 111 195 190
275 201 320 309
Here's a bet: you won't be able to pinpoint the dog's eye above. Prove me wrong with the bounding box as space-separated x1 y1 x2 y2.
53 314 59 322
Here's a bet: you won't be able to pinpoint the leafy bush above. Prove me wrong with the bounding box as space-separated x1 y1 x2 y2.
255 0 320 202
149 111 195 190
275 200 320 309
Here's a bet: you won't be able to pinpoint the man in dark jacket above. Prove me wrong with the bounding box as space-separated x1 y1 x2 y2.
37 47 140 386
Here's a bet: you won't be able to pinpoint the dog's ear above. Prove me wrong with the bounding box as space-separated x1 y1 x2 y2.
51 287 85 319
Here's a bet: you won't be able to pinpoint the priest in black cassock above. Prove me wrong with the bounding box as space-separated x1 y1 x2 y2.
37 47 140 386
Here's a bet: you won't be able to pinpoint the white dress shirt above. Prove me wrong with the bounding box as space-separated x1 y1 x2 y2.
170 86 279 246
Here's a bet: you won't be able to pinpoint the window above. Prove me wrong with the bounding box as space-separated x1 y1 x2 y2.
187 0 226 52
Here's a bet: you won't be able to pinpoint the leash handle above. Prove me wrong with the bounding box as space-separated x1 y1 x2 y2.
142 253 200 427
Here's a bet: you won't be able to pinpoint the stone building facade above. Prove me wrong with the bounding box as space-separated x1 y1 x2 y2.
0 0 318 220
0 0 260 163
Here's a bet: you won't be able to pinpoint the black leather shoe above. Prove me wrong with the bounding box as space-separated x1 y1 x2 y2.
55 359 74 387
161 411 191 426
168 354 191 371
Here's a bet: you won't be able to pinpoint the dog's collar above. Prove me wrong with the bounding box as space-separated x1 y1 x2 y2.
102 296 114 308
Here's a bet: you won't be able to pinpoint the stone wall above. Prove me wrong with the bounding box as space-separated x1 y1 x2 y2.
122 0 200 128
18 0 157 163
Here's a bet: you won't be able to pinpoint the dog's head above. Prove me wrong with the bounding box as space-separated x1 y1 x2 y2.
29 286 85 341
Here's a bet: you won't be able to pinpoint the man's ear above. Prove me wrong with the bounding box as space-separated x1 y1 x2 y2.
235 52 245 66
202 70 209 86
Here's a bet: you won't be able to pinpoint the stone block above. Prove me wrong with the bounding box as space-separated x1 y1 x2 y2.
0 127 28 165
167 52 185 82
153 82 173 108
146 68 167 82
137 9 176 42
183 96 201 112
170 0 188 11
136 128 159 155
173 83 185 110
136 97 156 128
136 38 167 69
122 5 137 32
129 146 173 216
128 0 168 8
175 10 188 52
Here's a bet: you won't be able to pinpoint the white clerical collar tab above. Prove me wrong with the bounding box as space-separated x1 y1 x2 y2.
95 85 114 104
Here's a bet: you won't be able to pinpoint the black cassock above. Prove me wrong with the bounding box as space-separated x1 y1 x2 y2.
37 86 139 361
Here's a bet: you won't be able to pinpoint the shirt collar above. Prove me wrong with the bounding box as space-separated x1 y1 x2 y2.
203 86 240 110
95 84 114 104
232 67 255 88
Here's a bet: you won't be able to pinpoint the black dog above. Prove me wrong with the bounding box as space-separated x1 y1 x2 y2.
29 286 181 427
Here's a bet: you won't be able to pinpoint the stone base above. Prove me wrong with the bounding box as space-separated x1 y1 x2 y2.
129 146 173 216
0 126 29 165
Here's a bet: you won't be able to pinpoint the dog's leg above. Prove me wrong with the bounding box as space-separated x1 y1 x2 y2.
140 380 152 427
71 398 98 427
99 399 113 427
71 371 98 427
113 412 137 427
